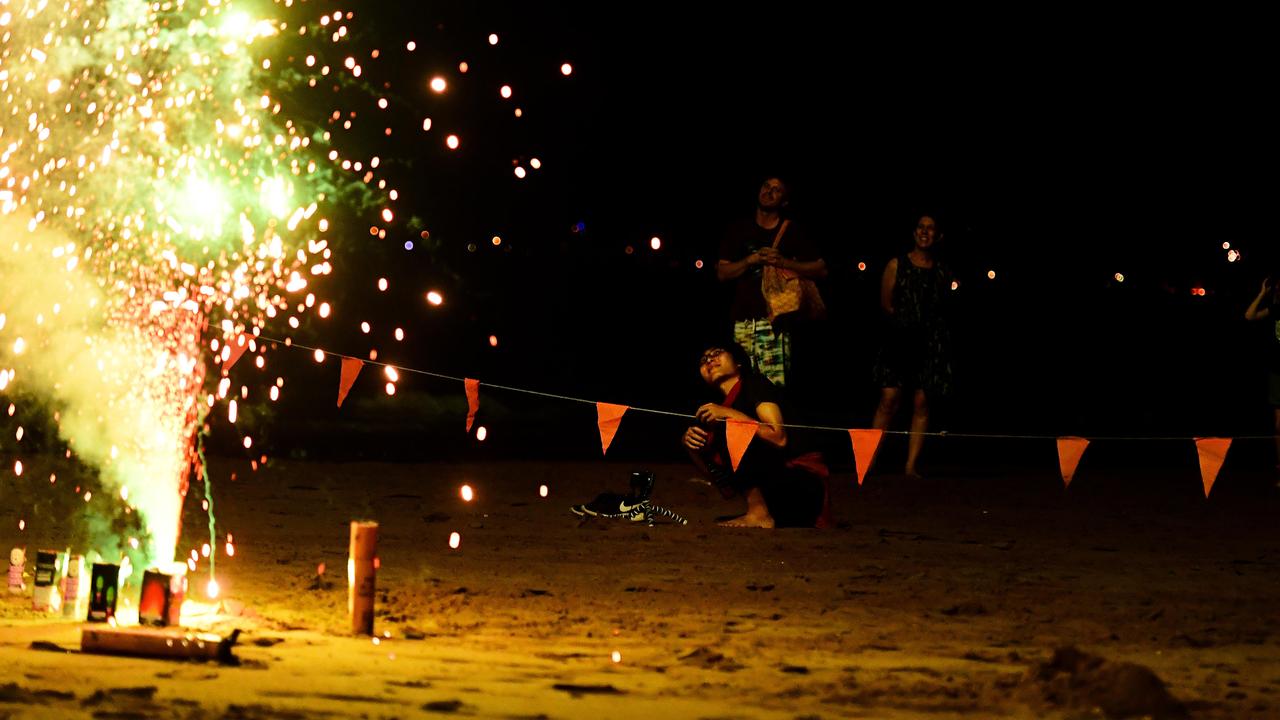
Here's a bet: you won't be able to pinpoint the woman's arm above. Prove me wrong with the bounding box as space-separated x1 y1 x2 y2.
879 257 898 316
752 402 787 448
1245 278 1273 321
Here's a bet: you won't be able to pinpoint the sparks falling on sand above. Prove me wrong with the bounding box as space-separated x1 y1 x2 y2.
0 0 397 571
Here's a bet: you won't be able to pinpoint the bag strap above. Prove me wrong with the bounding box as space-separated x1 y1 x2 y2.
770 219 790 250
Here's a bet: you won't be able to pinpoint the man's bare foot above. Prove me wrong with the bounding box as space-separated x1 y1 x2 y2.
719 513 775 528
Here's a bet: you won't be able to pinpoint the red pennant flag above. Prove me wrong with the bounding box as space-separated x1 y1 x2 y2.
1194 437 1231 498
725 419 759 472
221 335 249 374
596 402 628 455
464 378 480 432
1056 436 1090 488
336 358 363 408
848 429 884 486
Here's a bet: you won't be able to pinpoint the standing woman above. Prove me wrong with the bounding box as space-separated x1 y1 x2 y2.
871 214 954 477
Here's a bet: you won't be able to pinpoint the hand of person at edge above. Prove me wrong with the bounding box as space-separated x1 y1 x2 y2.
683 426 711 451
1263 277 1274 296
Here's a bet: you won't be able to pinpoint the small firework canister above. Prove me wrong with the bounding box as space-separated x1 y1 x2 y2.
348 521 378 635
32 549 65 611
7 548 25 594
61 554 86 619
87 563 120 623
138 567 186 627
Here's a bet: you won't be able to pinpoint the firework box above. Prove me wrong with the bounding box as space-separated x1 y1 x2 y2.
32 549 66 611
7 548 24 594
138 567 186 627
87 563 120 623
61 554 86 619
81 626 240 663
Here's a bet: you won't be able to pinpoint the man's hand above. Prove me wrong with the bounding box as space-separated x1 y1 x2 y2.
695 403 736 424
683 426 711 451
757 247 782 266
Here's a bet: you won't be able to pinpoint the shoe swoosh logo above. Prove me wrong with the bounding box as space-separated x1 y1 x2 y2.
618 501 644 512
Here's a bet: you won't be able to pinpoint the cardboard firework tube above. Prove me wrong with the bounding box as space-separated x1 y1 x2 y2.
348 520 378 635
81 626 240 663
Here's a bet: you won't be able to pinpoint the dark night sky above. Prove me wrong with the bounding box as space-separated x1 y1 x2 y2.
246 3 1277 464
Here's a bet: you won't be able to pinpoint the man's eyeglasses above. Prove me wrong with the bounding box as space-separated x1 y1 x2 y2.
700 348 727 366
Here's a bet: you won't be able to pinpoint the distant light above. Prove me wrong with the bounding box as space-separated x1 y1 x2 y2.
491 235 502 246
207 580 220 598
624 246 634 255
460 485 474 502
378 278 388 291
458 62 469 73
1114 273 1125 282
422 118 432 132
446 134 460 150
500 85 512 99
429 76 447 93
857 261 867 272
950 281 959 291
1227 249 1240 263
514 108 523 118
404 241 414 250
488 335 499 347
538 484 549 498
395 328 405 341
695 259 704 269
650 237 662 250
361 322 371 333
426 291 443 306
488 33 499 45
514 166 526 179
529 158 542 170
611 651 622 663
1222 242 1231 250
448 532 461 549
476 426 488 441
384 366 400 382
381 208 394 223
385 382 396 396
560 63 573 76
987 270 996 279
313 349 325 363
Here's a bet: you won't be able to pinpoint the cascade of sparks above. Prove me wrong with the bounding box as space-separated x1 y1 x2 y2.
0 0 383 569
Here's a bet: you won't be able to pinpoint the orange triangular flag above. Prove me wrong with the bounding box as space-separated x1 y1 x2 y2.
1056 436 1090 488
336 358 363 408
1194 437 1231 498
464 378 480 432
848 429 884 486
221 335 249 374
596 402 628 455
725 419 759 472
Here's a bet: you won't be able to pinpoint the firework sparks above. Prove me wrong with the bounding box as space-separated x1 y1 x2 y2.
0 0 390 567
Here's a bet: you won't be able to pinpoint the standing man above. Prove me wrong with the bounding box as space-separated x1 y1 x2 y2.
717 177 826 388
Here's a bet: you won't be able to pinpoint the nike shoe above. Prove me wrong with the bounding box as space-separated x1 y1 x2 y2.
570 492 650 520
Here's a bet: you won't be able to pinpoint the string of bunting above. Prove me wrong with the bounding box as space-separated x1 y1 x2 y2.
219 334 1263 499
